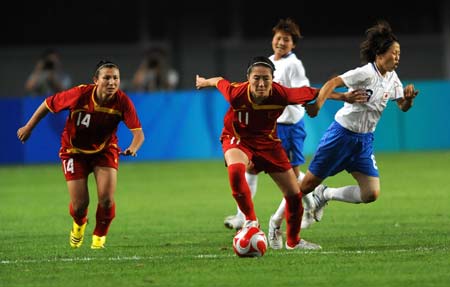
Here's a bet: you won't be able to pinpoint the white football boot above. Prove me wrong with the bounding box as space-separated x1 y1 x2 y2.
267 215 283 250
286 239 322 250
301 209 315 229
224 215 245 230
311 184 328 222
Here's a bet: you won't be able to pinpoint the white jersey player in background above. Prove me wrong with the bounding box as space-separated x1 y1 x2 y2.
301 20 419 227
223 18 317 248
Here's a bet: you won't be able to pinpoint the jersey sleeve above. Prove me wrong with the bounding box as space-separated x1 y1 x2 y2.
45 86 81 113
289 60 310 87
216 78 232 102
340 66 372 89
121 94 142 130
392 72 404 101
281 85 319 104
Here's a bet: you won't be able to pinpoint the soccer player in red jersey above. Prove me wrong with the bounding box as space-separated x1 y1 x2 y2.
17 60 145 249
195 56 353 250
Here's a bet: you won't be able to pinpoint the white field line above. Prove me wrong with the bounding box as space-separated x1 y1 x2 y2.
0 246 443 265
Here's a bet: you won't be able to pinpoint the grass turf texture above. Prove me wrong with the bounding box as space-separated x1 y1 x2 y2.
1 151 449 286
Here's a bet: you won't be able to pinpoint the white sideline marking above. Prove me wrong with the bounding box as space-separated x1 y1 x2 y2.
0 246 442 265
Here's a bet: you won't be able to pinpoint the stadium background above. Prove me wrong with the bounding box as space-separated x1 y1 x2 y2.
1 0 449 164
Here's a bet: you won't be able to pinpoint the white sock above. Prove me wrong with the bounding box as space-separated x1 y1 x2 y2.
296 171 314 210
324 185 362 203
302 192 314 210
297 171 305 182
271 171 307 227
245 172 258 198
271 199 286 227
236 172 259 218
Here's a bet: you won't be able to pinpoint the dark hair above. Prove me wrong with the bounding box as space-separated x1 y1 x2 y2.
272 17 302 44
360 20 398 63
43 59 55 70
144 46 167 68
94 60 119 77
246 56 275 75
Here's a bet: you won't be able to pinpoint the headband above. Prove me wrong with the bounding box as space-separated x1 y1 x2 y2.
246 61 274 75
95 63 119 75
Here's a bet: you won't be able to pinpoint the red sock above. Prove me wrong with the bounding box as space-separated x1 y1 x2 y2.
228 163 256 221
69 203 88 226
285 191 304 247
93 203 116 236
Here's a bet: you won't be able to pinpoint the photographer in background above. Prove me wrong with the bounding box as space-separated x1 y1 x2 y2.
131 47 179 92
25 49 72 96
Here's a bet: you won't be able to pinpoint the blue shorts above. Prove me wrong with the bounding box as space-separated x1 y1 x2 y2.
308 121 379 179
277 119 306 167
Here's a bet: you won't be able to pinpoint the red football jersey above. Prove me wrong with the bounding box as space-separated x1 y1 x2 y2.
217 79 317 149
45 84 141 154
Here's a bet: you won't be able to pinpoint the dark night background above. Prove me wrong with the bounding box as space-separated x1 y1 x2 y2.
1 0 448 95
2 1 443 45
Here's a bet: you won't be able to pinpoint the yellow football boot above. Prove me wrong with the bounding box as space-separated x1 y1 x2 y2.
70 221 87 248
91 235 106 249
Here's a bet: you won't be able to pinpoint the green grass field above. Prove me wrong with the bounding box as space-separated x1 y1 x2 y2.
1 151 449 287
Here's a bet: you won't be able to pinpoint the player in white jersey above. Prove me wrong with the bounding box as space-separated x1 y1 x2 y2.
302 20 419 224
223 18 317 247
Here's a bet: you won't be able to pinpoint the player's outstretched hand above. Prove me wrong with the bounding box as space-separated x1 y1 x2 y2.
343 89 370 103
120 149 137 157
404 84 419 100
304 100 319 118
17 126 32 143
196 75 205 90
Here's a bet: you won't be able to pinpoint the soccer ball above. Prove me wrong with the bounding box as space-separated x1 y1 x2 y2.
232 226 267 257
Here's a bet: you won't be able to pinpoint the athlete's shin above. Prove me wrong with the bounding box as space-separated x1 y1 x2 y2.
93 202 116 236
69 202 88 226
284 192 303 247
228 163 256 221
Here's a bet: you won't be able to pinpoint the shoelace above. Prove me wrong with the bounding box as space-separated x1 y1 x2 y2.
269 227 280 240
312 193 322 208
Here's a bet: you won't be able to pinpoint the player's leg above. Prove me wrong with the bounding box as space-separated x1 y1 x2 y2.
267 171 313 247
268 171 313 236
61 154 90 248
348 149 380 203
267 198 285 249
302 121 359 221
287 121 315 227
269 169 320 250
306 173 379 225
342 172 379 203
224 169 257 230
91 166 117 249
245 170 259 200
315 140 380 204
301 170 327 221
355 173 380 203
224 148 257 223
67 178 89 248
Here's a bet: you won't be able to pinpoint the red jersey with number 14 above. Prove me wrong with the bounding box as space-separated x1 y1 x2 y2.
45 84 142 154
217 79 318 150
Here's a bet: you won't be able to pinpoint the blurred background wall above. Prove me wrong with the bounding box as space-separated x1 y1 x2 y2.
1 0 449 96
1 0 449 164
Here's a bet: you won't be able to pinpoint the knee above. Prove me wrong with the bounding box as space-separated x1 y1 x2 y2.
283 187 300 197
299 172 323 194
300 179 319 194
98 198 114 209
72 200 89 212
361 189 379 203
70 202 88 218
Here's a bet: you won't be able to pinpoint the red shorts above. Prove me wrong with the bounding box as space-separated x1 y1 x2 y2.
59 145 120 181
221 135 291 173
